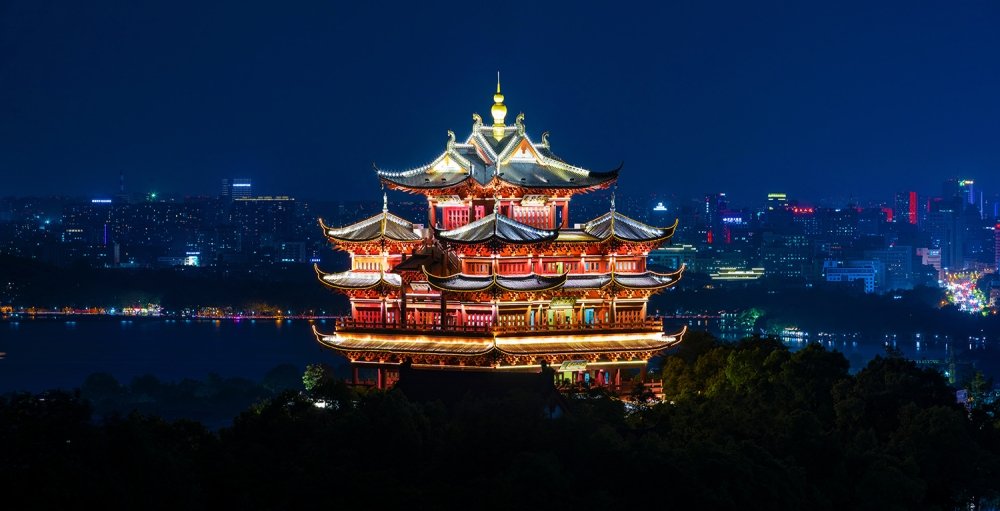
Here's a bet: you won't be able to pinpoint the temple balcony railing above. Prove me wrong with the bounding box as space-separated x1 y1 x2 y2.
333 317 665 336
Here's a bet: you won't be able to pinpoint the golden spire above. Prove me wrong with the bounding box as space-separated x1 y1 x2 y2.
491 71 507 141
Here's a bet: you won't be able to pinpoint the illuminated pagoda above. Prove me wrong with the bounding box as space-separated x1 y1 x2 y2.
314 77 685 390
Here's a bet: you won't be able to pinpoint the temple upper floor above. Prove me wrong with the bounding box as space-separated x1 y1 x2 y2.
321 200 677 260
375 81 619 198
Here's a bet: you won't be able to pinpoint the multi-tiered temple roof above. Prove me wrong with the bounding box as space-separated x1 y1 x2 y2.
313 78 684 391
376 125 620 193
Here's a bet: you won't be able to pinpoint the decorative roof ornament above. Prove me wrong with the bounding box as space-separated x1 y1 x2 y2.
491 72 507 141
446 130 456 151
610 189 616 212
515 112 525 136
541 131 550 148
472 113 483 130
382 192 388 213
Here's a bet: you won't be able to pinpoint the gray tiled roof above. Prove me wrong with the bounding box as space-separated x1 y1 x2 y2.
581 211 677 242
322 211 421 242
376 129 619 191
423 270 566 292
436 213 558 244
315 267 402 289
563 273 614 289
420 269 681 293
613 271 678 290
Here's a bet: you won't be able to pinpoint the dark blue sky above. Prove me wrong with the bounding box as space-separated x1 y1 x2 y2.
2 1 998 206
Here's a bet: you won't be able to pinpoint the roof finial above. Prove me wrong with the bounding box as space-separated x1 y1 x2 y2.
491 71 507 141
610 190 616 212
493 195 500 215
382 192 388 213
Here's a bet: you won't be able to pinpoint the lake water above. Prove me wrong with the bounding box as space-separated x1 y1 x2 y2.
1 317 995 393
0 317 338 393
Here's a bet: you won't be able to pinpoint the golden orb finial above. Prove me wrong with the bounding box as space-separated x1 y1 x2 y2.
491 71 507 141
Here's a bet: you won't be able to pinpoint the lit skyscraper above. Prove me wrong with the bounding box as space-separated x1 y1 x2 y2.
221 178 253 201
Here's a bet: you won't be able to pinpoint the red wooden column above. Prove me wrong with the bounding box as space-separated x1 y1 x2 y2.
352 365 359 386
561 201 570 228
376 366 384 389
428 200 437 228
400 288 407 327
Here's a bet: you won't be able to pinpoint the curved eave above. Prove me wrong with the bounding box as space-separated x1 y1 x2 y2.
495 163 621 189
314 264 401 290
610 217 679 243
580 214 679 243
378 173 473 190
313 329 496 357
494 273 568 292
421 266 568 293
495 332 683 356
563 273 614 290
433 229 560 246
318 215 421 244
421 266 495 293
612 266 686 290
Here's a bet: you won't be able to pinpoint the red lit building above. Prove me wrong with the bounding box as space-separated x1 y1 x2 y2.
313 82 685 390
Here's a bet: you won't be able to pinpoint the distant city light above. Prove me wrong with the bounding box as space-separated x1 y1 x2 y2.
232 183 252 187
943 271 992 316
91 199 112 204
653 202 667 211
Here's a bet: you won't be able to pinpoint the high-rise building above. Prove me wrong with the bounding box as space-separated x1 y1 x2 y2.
864 246 916 291
761 232 812 281
313 83 684 390
894 191 918 225
766 193 788 211
995 224 1000 272
221 178 253 201
703 192 727 244
232 196 298 262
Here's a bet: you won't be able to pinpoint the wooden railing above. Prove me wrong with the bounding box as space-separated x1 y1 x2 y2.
334 317 664 335
491 318 663 334
334 318 492 334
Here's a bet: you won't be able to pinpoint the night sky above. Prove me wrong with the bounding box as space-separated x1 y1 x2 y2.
2 1 999 206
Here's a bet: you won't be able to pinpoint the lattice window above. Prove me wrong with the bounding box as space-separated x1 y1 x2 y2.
466 262 491 274
615 260 639 272
466 313 492 327
512 205 551 229
498 314 526 327
499 262 528 274
356 309 381 323
443 207 470 230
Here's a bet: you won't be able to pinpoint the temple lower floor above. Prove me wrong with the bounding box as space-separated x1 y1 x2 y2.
346 359 658 395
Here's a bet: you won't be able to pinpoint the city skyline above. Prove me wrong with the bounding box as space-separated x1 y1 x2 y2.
2 1 999 203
